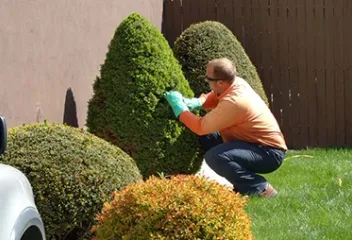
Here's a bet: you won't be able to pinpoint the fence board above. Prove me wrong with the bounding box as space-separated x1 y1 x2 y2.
315 0 327 147
163 0 180 47
254 0 265 94
277 0 291 146
334 0 345 146
306 0 318 147
182 0 192 30
325 0 336 147
242 0 252 57
269 0 282 129
220 0 235 32
198 0 208 22
264 0 274 109
344 0 352 146
233 0 243 43
250 0 262 73
296 0 309 148
206 0 217 20
346 66 352 146
216 0 226 27
175 0 183 42
162 0 171 44
287 0 300 148
191 0 202 23
257 0 273 109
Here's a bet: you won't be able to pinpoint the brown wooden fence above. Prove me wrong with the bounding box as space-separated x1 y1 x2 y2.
162 0 352 149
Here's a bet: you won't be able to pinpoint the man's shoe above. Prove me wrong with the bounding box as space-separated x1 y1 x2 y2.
260 183 277 198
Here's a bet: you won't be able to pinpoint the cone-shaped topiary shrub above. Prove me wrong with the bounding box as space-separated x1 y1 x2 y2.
173 21 268 105
91 175 253 240
0 121 142 240
86 13 203 178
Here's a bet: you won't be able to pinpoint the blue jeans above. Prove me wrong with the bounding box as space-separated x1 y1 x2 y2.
199 132 286 196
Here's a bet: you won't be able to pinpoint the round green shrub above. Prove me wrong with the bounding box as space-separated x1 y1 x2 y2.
0 122 142 240
92 175 253 240
86 13 203 178
173 21 268 105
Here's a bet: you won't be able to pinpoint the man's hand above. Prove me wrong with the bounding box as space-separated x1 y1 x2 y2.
183 97 202 111
163 91 189 118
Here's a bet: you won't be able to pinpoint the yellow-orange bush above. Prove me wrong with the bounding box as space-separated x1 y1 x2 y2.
92 175 253 240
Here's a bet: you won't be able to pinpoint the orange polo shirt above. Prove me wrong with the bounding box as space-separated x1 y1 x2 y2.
179 77 287 151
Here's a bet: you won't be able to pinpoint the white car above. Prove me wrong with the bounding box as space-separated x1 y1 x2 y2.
0 116 46 240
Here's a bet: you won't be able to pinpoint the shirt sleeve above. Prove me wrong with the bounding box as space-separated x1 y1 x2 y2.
179 100 240 136
198 91 219 110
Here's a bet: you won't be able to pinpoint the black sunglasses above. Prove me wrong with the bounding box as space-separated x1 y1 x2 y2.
205 76 224 82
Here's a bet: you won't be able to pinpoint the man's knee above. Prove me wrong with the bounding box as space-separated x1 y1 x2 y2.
204 147 222 169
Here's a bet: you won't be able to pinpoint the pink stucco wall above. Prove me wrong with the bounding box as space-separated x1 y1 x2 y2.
0 0 163 128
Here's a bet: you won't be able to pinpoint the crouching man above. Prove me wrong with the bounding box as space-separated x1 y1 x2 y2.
164 58 287 198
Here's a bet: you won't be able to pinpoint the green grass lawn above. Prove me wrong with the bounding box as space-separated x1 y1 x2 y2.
245 148 352 240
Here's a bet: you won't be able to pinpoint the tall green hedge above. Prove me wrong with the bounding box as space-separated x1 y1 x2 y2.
0 122 141 239
86 13 203 178
173 21 268 105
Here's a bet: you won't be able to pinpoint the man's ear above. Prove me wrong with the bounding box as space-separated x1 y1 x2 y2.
218 80 224 85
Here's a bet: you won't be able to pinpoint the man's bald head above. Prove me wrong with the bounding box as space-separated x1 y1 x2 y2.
207 58 237 82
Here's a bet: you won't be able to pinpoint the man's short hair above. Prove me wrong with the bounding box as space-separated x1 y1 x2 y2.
207 58 237 82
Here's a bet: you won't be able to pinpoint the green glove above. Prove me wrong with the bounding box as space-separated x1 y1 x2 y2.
163 91 189 118
183 97 202 111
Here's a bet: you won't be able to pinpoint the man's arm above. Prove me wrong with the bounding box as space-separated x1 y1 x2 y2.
198 91 218 110
179 100 240 135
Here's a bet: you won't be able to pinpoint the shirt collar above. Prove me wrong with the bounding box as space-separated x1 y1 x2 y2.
216 77 237 100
